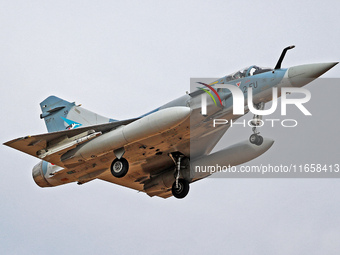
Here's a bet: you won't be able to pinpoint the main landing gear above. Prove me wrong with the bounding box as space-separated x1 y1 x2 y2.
169 152 190 199
249 102 264 146
110 148 129 178
111 157 129 178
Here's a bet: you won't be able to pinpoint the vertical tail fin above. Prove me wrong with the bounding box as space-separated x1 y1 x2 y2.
40 96 115 133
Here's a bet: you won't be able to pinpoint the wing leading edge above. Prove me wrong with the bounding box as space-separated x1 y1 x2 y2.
4 118 139 167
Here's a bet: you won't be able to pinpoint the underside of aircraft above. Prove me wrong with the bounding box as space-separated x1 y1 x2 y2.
4 46 338 198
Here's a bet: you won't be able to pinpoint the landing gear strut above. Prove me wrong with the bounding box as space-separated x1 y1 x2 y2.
249 102 264 146
169 152 190 199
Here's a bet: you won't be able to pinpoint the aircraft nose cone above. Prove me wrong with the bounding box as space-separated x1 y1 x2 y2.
288 62 338 87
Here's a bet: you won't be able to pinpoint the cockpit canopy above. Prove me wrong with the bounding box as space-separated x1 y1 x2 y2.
225 66 273 82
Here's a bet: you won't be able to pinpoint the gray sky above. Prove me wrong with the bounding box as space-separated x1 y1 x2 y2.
1 1 340 254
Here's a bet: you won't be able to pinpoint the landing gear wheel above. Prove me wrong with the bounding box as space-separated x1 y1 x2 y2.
249 134 263 146
172 179 190 199
249 134 259 144
256 135 263 146
110 158 129 178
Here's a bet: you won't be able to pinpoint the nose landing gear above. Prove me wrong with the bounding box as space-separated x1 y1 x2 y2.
249 102 264 146
249 133 263 146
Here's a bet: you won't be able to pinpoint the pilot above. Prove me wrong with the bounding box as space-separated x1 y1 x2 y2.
234 71 241 79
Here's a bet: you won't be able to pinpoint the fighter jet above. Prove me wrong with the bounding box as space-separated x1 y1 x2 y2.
4 46 338 199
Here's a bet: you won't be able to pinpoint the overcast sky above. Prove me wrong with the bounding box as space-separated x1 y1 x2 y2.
1 1 340 254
